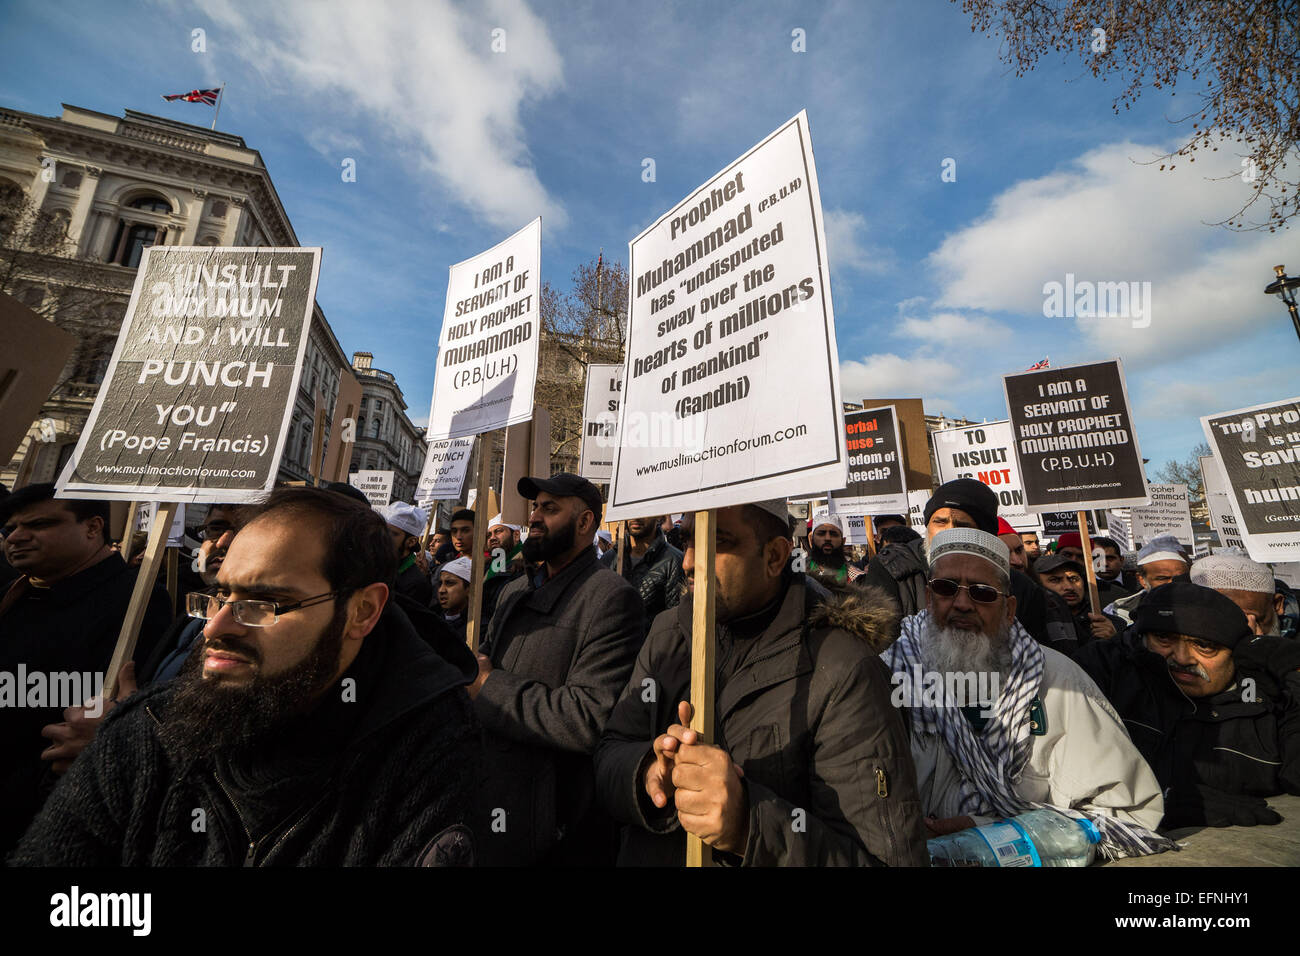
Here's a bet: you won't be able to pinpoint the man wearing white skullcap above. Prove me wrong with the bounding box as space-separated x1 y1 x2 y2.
808 513 862 588
1103 534 1191 628
882 527 1173 860
375 501 433 606
436 556 473 642
1191 550 1284 637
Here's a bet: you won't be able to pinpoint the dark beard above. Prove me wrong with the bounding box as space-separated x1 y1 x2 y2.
816 545 846 569
522 517 577 563
158 603 347 763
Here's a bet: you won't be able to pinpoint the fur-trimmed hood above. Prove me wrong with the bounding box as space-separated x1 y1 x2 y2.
806 582 901 653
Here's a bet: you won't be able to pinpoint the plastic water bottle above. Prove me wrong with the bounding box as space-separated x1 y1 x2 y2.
928 809 1101 867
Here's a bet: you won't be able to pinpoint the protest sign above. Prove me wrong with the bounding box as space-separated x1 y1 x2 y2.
348 469 394 507
812 505 869 545
1129 483 1195 550
1042 510 1097 537
1105 508 1134 552
55 246 320 503
907 490 930 534
1004 358 1149 512
322 369 363 484
932 420 1042 532
829 406 908 515
1273 563 1300 588
426 219 541 440
605 111 846 520
416 437 474 504
579 363 623 482
134 501 187 547
1202 395 1300 563
858 397 932 491
0 292 76 467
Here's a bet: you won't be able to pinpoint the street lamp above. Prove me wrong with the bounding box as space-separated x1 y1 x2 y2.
1264 264 1300 343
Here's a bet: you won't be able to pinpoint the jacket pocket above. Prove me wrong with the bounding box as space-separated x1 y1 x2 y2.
857 757 924 866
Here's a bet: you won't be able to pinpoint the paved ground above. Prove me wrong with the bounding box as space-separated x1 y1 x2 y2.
1102 793 1300 867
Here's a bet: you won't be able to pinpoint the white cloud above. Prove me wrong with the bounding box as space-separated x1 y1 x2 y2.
895 310 1010 342
839 353 964 403
824 208 893 275
926 136 1292 364
198 0 567 230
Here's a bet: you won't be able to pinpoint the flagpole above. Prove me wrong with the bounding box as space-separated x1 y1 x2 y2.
211 83 226 131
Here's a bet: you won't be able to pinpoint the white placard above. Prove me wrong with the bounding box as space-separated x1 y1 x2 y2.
579 363 623 482
349 469 394 507
134 501 187 547
931 419 1043 532
605 111 846 520
907 489 930 534
1129 483 1195 550
426 218 541 440
416 437 474 504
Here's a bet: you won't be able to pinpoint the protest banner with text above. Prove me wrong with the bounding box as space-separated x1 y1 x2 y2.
1004 358 1149 512
1129 483 1195 550
416 437 475 504
426 218 541 440
829 405 908 516
580 363 623 482
56 247 320 502
348 470 395 507
606 112 846 519
932 419 1042 532
1202 396 1300 563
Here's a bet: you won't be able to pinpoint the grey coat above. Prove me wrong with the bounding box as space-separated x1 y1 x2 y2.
474 545 644 864
594 575 929 866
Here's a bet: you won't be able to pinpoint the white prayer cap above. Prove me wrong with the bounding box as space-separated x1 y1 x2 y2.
812 513 844 534
1191 550 1274 594
596 528 612 545
488 513 520 533
927 527 1010 580
748 498 790 524
376 501 427 538
1136 534 1189 567
439 556 472 583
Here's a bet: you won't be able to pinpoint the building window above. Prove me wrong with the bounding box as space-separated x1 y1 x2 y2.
371 418 381 438
61 170 83 189
128 196 172 214
210 200 227 218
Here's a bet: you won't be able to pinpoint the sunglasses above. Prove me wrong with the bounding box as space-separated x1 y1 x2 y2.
928 578 1006 605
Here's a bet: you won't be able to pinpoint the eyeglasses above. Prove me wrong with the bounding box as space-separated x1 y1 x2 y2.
185 590 346 627
928 578 1006 605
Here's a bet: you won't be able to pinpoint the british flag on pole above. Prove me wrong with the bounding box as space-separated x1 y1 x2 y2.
1025 357 1050 370
162 88 220 106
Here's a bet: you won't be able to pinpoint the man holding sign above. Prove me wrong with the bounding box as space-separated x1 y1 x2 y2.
595 499 927 866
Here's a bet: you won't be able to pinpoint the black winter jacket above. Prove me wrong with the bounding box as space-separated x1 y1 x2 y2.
594 575 928 866
600 531 684 634
1076 629 1300 828
8 601 481 866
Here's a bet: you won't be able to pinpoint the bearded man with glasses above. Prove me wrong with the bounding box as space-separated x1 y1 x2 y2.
881 528 1174 861
9 486 480 866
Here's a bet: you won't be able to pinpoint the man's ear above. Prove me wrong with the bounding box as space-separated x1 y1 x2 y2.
346 582 389 640
86 515 105 543
1005 592 1018 626
1276 593 1286 619
765 536 793 580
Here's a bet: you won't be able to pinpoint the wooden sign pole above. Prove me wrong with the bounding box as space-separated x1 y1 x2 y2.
165 547 179 617
420 506 436 554
121 501 141 562
104 501 178 698
465 433 495 653
1076 510 1101 613
864 519 878 560
615 520 628 576
686 508 717 869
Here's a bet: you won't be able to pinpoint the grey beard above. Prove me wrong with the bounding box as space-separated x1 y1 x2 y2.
922 615 1014 681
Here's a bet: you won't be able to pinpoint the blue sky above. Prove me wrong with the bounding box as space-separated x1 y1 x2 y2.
2 0 1294 475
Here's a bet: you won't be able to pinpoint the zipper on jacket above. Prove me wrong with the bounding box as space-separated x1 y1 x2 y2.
874 764 900 863
213 770 257 866
875 767 888 797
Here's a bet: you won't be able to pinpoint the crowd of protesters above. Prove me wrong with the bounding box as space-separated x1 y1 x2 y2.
0 471 1296 867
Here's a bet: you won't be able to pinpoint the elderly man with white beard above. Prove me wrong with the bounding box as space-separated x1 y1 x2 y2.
881 528 1176 861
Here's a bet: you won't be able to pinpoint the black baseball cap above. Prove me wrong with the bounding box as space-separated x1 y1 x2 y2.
1036 553 1085 576
518 472 604 523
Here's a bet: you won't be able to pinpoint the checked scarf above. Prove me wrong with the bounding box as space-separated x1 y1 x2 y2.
887 610 1176 861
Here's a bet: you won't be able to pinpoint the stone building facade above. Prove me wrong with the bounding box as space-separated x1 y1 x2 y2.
348 351 426 503
0 103 349 489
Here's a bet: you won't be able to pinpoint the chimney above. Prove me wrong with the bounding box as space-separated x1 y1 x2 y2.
352 351 373 370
